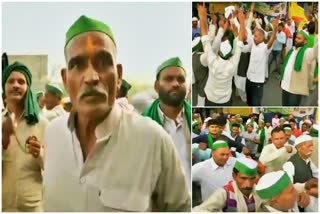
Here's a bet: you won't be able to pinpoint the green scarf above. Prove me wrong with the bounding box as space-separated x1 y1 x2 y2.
280 45 308 80
2 61 39 125
257 128 266 153
142 98 191 131
207 133 221 149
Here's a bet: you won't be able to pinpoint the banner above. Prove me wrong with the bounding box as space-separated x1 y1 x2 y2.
289 2 308 30
266 108 316 117
242 2 287 17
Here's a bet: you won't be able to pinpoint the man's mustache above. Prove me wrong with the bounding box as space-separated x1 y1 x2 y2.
79 87 107 100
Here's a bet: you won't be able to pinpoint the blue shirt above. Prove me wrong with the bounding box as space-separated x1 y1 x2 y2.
192 28 200 40
273 31 286 51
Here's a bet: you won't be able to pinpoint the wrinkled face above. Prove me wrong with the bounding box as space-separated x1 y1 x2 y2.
208 124 219 135
253 30 264 45
155 67 187 107
4 71 28 105
63 32 122 117
272 131 286 149
212 147 230 166
272 183 297 211
295 33 307 48
233 172 256 196
44 91 60 110
231 126 240 137
297 140 314 159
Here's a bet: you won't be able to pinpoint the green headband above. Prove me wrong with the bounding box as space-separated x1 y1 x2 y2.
2 61 39 125
256 172 291 199
212 140 229 150
45 84 64 98
299 30 309 40
234 160 257 177
284 127 292 132
65 15 116 48
156 57 185 80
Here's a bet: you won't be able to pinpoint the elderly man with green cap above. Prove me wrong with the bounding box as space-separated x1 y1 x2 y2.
2 61 48 211
43 82 67 121
43 15 190 212
194 157 262 212
142 56 191 191
256 170 312 212
280 28 318 106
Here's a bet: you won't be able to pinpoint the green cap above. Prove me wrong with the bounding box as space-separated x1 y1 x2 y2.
284 127 292 132
45 83 64 98
192 37 203 53
280 117 286 122
121 79 132 91
65 15 116 48
192 121 200 128
234 157 258 177
156 57 185 79
211 140 229 150
36 91 44 100
299 30 309 40
256 171 291 199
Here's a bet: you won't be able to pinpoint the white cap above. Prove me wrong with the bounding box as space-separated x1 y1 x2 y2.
294 134 313 147
304 120 312 125
192 17 198 22
224 6 235 19
256 170 291 199
219 40 232 57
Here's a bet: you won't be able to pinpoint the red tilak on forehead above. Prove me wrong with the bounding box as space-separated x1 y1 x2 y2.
85 36 95 54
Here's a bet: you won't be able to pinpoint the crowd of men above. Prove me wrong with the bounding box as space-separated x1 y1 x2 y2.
2 15 192 212
192 3 318 106
192 111 318 212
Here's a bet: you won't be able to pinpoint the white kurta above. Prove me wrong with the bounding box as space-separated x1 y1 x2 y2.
192 157 236 201
259 143 295 173
43 104 67 121
43 103 190 212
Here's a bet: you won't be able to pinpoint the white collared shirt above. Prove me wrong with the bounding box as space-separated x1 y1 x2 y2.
43 103 190 211
158 106 191 191
192 157 236 201
247 41 272 83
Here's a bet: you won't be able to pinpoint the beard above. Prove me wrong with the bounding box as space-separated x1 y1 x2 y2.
158 87 186 107
295 41 305 48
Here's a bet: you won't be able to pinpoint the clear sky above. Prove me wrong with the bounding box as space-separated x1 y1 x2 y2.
2 2 191 83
